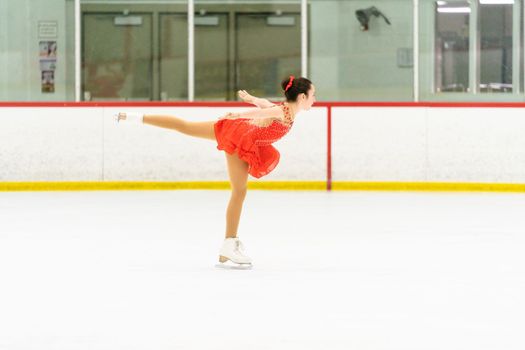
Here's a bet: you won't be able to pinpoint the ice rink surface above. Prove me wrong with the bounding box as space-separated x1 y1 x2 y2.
0 190 524 350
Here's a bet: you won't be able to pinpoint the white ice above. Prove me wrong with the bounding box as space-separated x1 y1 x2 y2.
0 190 524 350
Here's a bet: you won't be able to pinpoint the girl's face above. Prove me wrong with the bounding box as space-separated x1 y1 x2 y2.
300 84 316 111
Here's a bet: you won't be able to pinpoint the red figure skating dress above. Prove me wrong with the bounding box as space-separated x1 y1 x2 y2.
214 103 294 178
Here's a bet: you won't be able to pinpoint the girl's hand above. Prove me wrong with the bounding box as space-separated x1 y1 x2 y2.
114 112 127 122
238 90 254 103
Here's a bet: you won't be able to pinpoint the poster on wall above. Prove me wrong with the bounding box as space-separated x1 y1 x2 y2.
41 71 55 93
39 41 57 58
39 41 57 93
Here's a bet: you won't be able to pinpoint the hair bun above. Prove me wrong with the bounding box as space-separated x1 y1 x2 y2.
281 76 312 103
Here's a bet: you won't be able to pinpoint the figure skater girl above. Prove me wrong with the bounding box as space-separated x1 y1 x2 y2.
115 76 315 268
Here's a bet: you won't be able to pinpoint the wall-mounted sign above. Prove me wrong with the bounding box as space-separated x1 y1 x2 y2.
266 16 295 26
195 16 220 26
38 21 58 38
114 16 143 26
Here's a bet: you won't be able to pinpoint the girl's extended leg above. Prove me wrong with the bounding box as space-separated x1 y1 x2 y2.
225 152 249 238
143 114 217 141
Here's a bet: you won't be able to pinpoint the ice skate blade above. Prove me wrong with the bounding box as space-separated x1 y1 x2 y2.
215 260 252 270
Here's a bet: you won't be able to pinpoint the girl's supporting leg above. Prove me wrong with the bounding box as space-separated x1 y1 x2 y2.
143 114 217 141
224 152 249 239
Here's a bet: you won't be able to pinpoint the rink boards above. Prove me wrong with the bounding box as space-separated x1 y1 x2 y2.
1 103 525 191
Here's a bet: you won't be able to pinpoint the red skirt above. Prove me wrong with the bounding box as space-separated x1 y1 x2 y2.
214 119 280 178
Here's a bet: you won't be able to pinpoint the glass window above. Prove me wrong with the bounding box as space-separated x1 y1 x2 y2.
81 2 188 101
3 0 525 102
194 12 229 100
236 12 301 99
83 12 153 101
514 1 525 92
422 0 524 100
479 0 514 93
159 13 189 101
309 0 414 101
434 1 470 92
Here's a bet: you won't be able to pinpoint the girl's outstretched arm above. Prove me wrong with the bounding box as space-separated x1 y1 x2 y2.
237 90 275 109
228 105 284 121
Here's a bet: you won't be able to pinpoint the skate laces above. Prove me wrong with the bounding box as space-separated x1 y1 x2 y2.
235 240 246 255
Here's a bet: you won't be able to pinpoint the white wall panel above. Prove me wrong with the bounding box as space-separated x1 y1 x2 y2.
0 108 103 180
2 106 525 184
332 107 427 181
0 106 326 181
103 107 228 181
427 108 525 183
261 106 326 181
103 106 326 181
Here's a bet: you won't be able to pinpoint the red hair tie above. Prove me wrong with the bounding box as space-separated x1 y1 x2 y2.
285 75 295 92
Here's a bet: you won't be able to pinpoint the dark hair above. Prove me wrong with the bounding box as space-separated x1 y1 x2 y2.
281 76 312 102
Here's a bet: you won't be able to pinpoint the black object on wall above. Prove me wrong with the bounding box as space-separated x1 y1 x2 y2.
355 6 391 31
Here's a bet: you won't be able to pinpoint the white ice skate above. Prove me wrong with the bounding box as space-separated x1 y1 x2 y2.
215 237 253 270
114 112 144 124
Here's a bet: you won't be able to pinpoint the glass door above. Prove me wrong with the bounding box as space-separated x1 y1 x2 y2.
83 13 153 100
236 12 301 99
195 12 229 100
159 13 188 100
